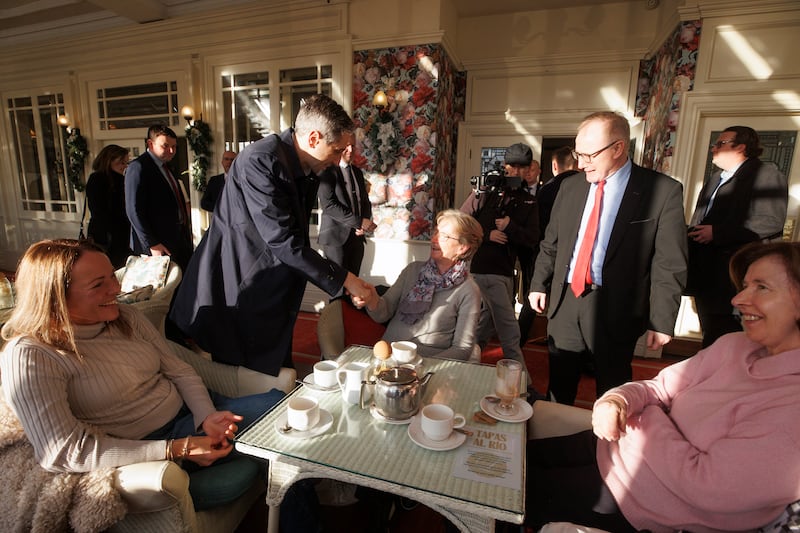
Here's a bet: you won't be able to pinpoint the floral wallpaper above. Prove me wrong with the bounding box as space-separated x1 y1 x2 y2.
352 44 465 241
638 20 702 174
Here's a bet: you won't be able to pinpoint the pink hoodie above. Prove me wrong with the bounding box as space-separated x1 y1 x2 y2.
597 333 800 532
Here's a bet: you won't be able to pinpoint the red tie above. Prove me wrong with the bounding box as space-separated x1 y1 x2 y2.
163 163 187 225
571 180 605 297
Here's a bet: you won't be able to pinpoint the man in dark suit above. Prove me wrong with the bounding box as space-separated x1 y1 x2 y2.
125 124 193 272
687 126 788 347
170 94 374 377
317 143 375 275
518 146 578 346
529 111 687 405
200 150 236 212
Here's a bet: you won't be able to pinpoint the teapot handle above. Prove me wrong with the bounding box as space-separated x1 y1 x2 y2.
359 380 373 410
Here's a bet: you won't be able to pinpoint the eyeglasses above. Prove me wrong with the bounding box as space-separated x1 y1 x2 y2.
710 139 736 149
434 230 460 243
571 140 621 163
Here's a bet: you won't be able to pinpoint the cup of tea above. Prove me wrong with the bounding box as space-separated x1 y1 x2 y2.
313 360 339 389
495 359 522 415
420 404 465 441
287 396 320 431
391 341 417 364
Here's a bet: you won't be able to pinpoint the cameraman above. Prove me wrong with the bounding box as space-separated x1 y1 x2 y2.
460 144 539 382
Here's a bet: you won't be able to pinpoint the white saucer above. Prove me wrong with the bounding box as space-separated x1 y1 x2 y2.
479 398 533 423
396 356 423 369
369 404 414 425
274 409 334 439
407 415 466 451
302 374 339 393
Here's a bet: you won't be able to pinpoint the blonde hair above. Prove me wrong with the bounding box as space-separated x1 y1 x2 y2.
1 239 129 356
436 209 484 261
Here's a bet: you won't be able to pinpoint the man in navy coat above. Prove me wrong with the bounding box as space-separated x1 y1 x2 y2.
125 125 193 271
171 95 373 376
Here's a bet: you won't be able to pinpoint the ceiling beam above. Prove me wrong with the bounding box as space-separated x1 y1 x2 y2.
85 0 166 23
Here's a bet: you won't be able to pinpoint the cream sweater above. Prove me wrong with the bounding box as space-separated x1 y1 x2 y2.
1 305 215 473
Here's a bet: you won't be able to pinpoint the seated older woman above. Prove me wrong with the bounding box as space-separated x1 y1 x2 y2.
0 239 284 509
527 241 800 532
358 209 483 361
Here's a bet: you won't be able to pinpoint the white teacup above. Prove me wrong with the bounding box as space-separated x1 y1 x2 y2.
420 404 465 441
391 341 418 364
287 396 320 431
313 360 339 389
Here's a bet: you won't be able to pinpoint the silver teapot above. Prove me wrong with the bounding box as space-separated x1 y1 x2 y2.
361 365 434 421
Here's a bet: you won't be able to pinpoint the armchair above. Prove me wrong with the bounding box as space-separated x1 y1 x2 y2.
114 257 182 336
108 341 296 533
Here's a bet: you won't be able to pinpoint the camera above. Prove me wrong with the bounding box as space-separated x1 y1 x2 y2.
469 164 523 196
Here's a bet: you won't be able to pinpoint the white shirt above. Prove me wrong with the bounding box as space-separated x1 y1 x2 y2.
567 159 632 287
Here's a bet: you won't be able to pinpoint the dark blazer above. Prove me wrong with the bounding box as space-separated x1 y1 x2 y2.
124 152 192 271
200 173 225 212
85 170 131 269
170 129 349 376
317 164 371 247
686 158 788 308
531 163 687 341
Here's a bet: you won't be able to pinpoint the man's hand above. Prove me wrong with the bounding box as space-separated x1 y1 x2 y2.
646 330 671 350
361 218 377 233
488 229 508 244
494 216 510 231
592 395 627 442
528 292 547 313
150 244 171 256
343 272 374 307
688 224 713 244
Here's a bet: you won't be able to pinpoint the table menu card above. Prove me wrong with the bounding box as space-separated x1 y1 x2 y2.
452 426 523 490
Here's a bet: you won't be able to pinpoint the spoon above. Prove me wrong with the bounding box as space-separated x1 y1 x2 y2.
278 421 293 434
483 392 529 403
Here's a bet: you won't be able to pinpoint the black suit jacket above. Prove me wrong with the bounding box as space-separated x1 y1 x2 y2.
532 163 687 341
200 173 225 212
317 164 372 247
124 151 192 271
686 158 788 307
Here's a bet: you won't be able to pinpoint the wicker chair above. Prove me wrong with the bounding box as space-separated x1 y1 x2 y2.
114 259 182 336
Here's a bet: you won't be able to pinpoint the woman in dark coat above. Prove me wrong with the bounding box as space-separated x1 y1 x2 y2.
85 144 132 269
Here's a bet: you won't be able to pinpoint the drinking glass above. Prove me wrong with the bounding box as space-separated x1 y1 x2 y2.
495 359 522 415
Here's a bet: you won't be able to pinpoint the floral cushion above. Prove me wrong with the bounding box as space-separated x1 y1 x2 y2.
119 255 171 293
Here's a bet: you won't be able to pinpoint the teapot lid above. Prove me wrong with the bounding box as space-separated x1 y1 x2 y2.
376 366 417 384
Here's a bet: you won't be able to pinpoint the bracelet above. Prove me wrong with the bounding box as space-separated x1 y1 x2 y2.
181 436 190 460
166 439 174 461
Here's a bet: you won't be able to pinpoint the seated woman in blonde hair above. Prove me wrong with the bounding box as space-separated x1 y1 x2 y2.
356 209 484 361
1 239 283 509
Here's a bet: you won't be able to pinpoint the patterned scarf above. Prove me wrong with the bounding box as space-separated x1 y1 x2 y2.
398 258 469 325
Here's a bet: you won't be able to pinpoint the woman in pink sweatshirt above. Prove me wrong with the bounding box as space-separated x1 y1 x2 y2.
527 241 800 532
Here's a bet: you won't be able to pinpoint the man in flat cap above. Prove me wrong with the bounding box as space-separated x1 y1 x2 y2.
461 143 539 382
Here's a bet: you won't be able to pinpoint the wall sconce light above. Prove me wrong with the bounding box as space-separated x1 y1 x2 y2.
57 114 78 134
181 105 194 125
372 90 388 111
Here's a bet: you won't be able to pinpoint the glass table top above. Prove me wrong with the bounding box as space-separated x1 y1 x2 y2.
235 345 526 518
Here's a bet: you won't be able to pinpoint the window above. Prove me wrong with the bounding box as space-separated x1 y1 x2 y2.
221 64 333 152
220 63 334 230
7 92 76 213
97 81 180 130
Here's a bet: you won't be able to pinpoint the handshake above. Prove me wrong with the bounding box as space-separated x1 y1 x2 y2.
343 272 380 311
